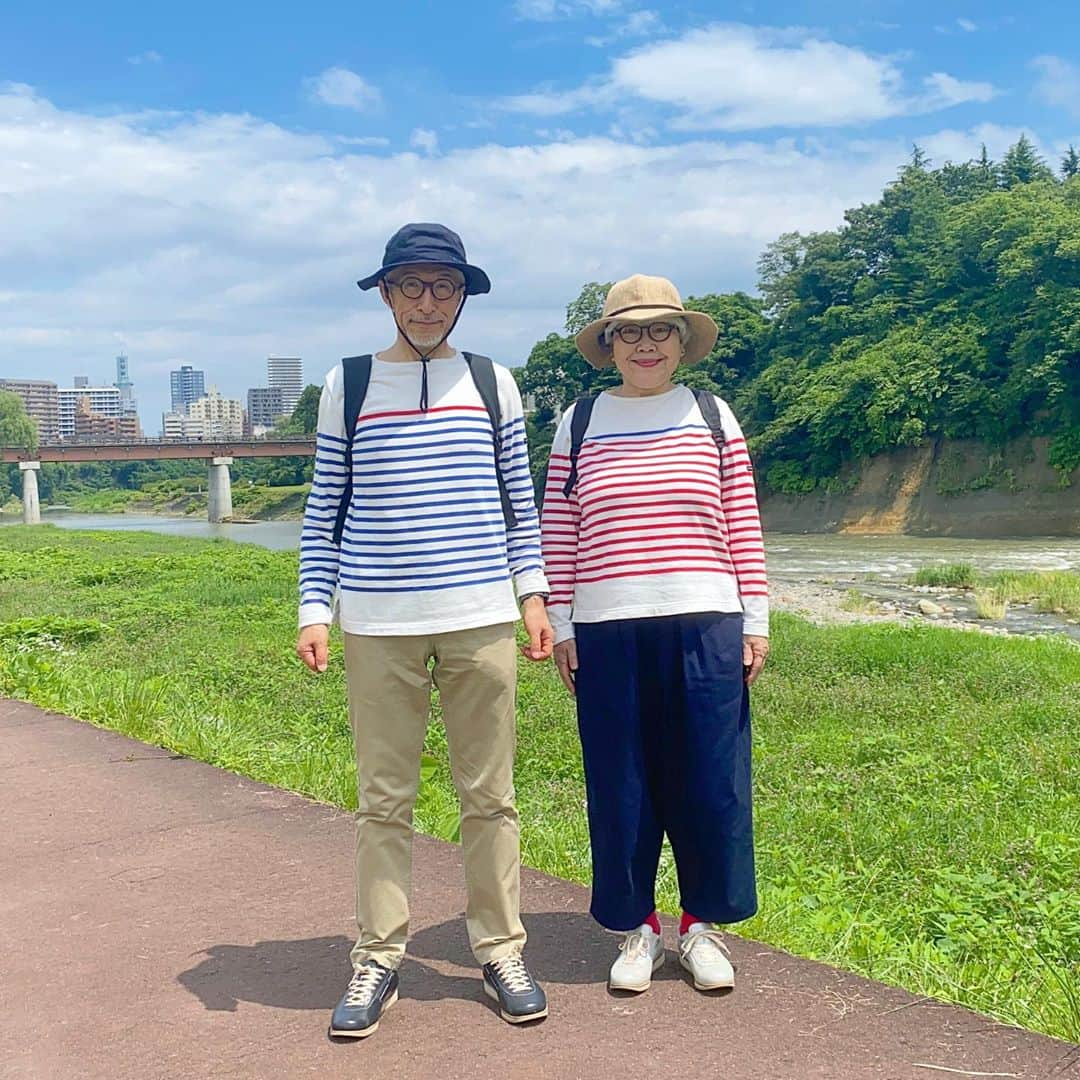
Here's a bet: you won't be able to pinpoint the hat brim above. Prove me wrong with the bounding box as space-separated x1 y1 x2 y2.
357 260 491 296
574 307 719 369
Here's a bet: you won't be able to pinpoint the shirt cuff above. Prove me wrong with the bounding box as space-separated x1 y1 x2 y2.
741 596 769 637
513 568 550 600
299 601 334 629
548 606 575 644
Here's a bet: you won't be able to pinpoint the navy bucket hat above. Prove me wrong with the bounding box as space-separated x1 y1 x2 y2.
357 223 491 295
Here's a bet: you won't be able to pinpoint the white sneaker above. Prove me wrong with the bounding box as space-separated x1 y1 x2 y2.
678 923 735 990
608 924 665 992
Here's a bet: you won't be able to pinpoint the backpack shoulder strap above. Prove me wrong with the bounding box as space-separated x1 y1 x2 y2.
562 394 598 498
693 388 726 481
331 355 373 546
462 352 518 531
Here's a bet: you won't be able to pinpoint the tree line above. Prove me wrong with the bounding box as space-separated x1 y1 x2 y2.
515 137 1080 495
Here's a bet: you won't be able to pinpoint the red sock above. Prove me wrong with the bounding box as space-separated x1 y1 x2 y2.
644 911 661 935
679 911 703 935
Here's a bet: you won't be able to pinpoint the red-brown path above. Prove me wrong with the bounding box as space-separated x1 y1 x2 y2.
3 698 1078 1080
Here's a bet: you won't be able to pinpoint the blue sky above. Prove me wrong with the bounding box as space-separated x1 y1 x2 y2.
2 1 1078 431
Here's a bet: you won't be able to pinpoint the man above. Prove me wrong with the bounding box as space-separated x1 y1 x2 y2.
296 223 554 1039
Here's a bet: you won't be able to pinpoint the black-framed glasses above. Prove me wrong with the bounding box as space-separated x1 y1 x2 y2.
613 322 676 344
387 275 463 301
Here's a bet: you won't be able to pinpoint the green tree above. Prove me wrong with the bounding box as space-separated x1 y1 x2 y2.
272 383 321 436
564 281 612 335
1061 145 1080 180
0 391 39 453
997 135 1054 188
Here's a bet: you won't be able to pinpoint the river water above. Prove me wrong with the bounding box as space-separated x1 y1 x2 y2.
4 511 1079 638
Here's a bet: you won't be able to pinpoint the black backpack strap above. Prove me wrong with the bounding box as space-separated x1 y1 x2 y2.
331 355 373 546
562 395 598 498
694 389 726 482
463 352 518 531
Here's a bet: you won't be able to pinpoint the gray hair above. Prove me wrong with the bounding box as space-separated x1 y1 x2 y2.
602 315 690 347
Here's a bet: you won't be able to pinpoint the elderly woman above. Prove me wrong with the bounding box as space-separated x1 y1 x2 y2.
540 274 769 994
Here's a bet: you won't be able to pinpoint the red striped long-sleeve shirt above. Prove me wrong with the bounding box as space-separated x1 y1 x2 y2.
540 386 768 643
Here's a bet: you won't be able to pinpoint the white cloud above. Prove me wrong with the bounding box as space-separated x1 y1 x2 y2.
957 18 978 32
515 0 625 19
585 8 662 45
0 83 1023 430
128 50 163 65
1032 55 1080 117
306 66 382 111
410 128 439 155
500 24 995 130
921 72 995 107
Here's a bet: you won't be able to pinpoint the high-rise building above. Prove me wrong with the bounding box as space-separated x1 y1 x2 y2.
170 365 206 413
267 357 303 417
72 396 141 439
246 386 286 434
114 354 138 416
0 379 60 442
187 388 244 441
58 384 122 439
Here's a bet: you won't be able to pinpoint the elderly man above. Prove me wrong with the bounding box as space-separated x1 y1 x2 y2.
296 223 553 1038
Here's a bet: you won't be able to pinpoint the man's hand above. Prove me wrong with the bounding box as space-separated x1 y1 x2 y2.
553 639 578 695
742 634 769 685
296 624 330 673
520 596 554 661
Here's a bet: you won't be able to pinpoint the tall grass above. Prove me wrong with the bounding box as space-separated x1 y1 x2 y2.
911 563 1080 618
2 526 1079 1042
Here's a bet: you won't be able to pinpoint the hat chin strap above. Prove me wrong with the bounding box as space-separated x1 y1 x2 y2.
389 295 468 411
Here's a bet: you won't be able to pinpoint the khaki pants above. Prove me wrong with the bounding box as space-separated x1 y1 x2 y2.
343 622 525 970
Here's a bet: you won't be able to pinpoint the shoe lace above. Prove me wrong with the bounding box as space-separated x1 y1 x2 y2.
344 963 385 1007
491 952 535 994
619 931 652 962
680 928 730 963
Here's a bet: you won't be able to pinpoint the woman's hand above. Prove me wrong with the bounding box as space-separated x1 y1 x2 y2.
742 634 769 685
553 639 578 695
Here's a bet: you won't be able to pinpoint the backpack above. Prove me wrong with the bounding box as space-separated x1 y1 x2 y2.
561 388 726 498
331 352 518 546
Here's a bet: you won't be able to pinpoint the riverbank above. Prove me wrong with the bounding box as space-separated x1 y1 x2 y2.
760 436 1080 538
50 483 309 521
1 525 1078 1042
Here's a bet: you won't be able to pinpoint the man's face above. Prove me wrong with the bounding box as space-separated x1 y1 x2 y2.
381 264 466 350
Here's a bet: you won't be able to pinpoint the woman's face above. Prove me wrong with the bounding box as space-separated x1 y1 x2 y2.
610 321 683 396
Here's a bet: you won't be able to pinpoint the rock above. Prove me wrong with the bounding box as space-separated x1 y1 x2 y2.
918 599 945 616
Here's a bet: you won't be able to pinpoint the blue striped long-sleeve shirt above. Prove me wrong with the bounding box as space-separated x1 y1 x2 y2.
298 352 549 635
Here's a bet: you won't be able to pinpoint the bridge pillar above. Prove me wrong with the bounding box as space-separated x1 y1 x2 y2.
208 457 234 523
19 462 41 525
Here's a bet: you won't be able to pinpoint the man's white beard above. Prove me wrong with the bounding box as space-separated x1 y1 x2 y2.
407 327 446 351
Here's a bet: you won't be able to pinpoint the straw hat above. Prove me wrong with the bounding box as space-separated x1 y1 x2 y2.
575 274 719 369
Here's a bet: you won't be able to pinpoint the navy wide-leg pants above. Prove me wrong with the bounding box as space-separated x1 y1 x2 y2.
574 612 757 931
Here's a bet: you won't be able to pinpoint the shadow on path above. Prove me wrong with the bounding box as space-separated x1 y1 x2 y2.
176 911 659 1013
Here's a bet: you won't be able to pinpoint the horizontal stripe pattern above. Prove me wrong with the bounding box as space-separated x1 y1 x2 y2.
540 387 769 641
298 355 547 634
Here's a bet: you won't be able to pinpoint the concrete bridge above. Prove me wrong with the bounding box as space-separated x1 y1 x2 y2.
2 438 316 525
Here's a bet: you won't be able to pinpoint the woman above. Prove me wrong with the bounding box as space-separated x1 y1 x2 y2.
540 274 769 994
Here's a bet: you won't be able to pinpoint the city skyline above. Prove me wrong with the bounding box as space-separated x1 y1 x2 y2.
3 354 306 440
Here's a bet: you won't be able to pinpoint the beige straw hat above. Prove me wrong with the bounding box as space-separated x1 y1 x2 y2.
575 274 719 370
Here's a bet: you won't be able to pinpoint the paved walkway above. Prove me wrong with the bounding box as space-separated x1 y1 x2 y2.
3 698 1078 1080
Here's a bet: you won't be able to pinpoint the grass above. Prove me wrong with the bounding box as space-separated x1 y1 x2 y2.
50 481 311 521
911 563 1080 618
2 525 1079 1042
911 563 979 589
974 589 1008 620
839 588 883 615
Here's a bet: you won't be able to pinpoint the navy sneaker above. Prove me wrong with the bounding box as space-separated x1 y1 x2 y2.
481 952 548 1024
328 960 398 1039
